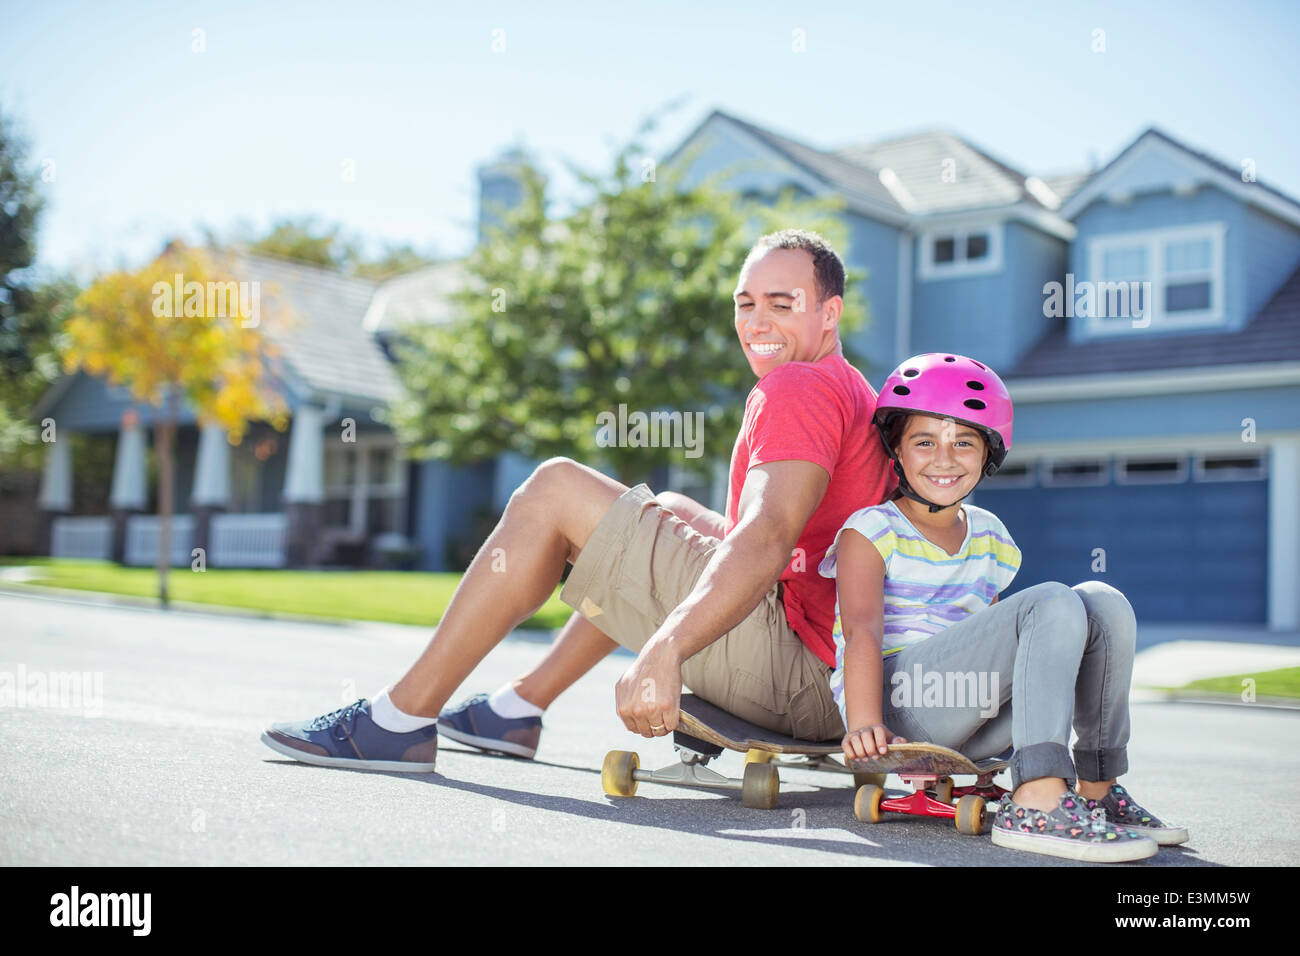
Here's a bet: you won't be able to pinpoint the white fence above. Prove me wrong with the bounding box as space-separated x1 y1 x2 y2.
50 516 114 560
210 513 288 568
124 514 195 567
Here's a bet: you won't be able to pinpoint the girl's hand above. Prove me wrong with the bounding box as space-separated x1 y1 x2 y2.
842 724 908 762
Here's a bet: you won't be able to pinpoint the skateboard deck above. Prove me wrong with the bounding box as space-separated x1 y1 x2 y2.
847 742 1009 777
677 693 842 756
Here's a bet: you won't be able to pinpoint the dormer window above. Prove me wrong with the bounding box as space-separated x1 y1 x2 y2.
1085 222 1225 333
919 225 1003 279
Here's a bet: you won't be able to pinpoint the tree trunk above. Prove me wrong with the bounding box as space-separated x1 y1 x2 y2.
155 390 177 608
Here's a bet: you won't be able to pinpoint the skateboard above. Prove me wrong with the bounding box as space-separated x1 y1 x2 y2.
601 694 1009 833
601 693 888 810
847 743 1010 835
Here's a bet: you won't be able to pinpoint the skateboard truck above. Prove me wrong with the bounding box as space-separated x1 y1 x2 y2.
603 730 784 808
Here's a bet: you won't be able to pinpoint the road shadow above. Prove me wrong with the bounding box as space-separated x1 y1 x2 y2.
261 756 1215 867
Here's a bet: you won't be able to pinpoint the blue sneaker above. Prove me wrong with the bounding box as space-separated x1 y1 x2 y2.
261 699 438 772
438 693 542 759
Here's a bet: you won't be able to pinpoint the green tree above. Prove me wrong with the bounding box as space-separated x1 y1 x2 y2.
0 107 61 466
60 244 290 605
387 128 866 486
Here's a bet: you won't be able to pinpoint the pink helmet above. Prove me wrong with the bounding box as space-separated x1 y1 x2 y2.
874 353 1013 477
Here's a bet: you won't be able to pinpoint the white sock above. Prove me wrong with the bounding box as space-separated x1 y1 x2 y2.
488 684 545 719
369 686 438 732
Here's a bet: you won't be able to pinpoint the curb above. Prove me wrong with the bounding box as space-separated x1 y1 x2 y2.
0 580 565 646
1133 687 1300 712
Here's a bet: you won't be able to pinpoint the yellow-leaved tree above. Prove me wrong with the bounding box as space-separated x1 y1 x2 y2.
60 243 290 605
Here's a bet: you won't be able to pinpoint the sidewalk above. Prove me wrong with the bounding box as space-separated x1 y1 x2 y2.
3 571 1299 702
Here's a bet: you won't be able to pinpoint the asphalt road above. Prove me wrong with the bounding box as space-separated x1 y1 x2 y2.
2 589 1296 866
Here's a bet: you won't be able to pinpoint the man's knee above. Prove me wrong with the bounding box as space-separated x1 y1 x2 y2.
510 457 580 508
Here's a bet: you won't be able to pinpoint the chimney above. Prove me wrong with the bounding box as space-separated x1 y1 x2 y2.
476 148 537 246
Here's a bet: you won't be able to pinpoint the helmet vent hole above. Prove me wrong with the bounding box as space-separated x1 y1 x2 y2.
944 356 956 362
971 361 986 369
892 385 912 396
966 380 985 390
963 398 986 410
903 368 919 377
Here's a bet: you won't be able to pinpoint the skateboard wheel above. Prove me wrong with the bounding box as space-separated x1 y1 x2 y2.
935 776 954 804
741 762 780 810
601 750 639 798
853 772 887 789
745 749 775 764
854 784 885 823
955 794 986 835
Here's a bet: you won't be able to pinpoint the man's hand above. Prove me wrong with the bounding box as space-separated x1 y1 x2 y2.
615 637 683 737
842 723 907 762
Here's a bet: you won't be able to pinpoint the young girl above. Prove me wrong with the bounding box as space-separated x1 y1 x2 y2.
818 353 1188 862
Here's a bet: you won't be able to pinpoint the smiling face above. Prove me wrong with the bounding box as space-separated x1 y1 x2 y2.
894 414 988 507
733 247 842 377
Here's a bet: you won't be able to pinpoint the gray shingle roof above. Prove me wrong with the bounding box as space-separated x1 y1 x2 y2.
1006 264 1300 378
713 111 907 215
226 251 401 404
834 129 1038 214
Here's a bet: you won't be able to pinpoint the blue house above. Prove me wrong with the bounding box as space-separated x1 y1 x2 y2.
667 111 1299 630
27 112 1299 632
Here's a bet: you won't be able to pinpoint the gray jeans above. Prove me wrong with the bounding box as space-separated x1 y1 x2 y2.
879 580 1136 790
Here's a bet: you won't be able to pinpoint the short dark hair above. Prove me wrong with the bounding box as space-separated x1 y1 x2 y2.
744 229 845 304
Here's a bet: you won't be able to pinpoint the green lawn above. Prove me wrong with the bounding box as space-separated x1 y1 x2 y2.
0 557 571 630
1168 666 1300 700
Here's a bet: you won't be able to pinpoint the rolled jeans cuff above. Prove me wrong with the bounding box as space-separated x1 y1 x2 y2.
1010 741 1076 791
1072 746 1129 783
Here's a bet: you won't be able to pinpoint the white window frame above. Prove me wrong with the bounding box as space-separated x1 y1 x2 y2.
1085 222 1226 334
1042 457 1112 487
1192 452 1268 482
918 223 1004 280
1115 455 1189 485
323 434 406 536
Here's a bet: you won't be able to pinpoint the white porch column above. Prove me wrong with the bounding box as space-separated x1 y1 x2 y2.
1268 437 1300 630
191 423 232 507
38 435 73 511
109 412 148 510
283 404 324 503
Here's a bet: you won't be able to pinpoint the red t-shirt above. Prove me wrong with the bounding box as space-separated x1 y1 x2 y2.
724 353 896 667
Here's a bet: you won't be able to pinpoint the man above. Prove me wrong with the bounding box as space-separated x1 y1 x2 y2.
261 229 896 771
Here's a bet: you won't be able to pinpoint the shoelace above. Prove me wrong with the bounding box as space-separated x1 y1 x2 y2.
307 699 369 733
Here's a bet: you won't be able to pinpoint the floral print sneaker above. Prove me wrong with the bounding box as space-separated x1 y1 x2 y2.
991 788 1157 862
1084 784 1189 846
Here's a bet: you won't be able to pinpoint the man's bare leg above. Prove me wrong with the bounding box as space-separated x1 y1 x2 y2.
387 458 627 717
508 490 727 710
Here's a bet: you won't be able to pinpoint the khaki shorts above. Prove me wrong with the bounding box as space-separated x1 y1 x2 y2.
559 484 845 741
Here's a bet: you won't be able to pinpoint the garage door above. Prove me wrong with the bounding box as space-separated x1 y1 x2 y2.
969 453 1268 623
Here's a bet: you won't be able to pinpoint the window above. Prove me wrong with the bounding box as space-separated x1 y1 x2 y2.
1116 456 1188 485
919 224 1003 280
1043 458 1110 486
1193 453 1267 482
978 460 1036 488
1085 223 1225 333
323 439 406 534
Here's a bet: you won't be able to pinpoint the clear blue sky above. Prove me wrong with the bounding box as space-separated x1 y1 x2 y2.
3 0 1298 280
